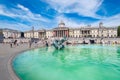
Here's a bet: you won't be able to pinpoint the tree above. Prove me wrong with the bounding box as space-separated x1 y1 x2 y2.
118 26 120 37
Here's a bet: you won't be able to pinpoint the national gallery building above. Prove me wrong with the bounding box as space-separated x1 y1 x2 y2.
24 21 117 39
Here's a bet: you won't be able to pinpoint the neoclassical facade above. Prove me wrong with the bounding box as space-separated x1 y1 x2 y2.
24 29 46 39
0 28 21 39
53 21 69 38
24 21 117 39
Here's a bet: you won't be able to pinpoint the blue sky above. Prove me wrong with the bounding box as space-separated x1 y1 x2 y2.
0 0 120 31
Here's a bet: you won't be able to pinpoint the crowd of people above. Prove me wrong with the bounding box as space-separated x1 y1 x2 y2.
1 37 120 49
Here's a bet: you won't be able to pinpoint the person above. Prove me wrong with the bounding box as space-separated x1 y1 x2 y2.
10 39 13 48
16 40 19 46
14 40 17 46
29 40 32 48
45 41 49 47
10 42 12 48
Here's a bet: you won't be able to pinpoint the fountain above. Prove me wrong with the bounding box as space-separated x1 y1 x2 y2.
13 45 120 80
52 37 67 50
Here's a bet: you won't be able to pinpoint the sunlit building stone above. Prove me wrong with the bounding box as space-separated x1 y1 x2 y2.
24 21 117 39
0 28 21 38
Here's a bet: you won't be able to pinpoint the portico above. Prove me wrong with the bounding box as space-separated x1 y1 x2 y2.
53 29 69 37
53 21 69 37
81 30 91 37
38 30 46 39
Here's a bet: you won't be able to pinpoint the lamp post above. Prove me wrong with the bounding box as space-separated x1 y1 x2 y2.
32 26 34 38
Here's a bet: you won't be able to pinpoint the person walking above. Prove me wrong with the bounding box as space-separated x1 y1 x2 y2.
29 40 32 48
10 40 13 48
10 42 12 48
45 41 49 47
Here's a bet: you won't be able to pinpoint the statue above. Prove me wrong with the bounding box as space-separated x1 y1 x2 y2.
52 37 67 50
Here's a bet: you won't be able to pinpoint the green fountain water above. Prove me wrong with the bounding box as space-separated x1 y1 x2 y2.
13 45 120 80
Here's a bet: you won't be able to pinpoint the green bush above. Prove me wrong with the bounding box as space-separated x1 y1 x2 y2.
118 26 120 37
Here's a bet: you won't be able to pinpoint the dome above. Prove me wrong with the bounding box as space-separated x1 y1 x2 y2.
58 20 65 27
99 22 103 28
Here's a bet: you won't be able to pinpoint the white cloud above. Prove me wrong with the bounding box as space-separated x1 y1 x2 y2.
17 4 29 11
43 0 120 27
16 4 50 22
0 4 51 31
44 0 103 19
92 14 120 27
0 21 31 31
54 15 86 28
0 2 119 31
0 5 16 17
54 13 120 28
0 4 50 22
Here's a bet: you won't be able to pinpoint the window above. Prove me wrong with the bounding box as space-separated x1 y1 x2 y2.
97 35 99 37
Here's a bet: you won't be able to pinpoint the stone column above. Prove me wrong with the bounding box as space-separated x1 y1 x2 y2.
59 30 61 37
62 30 64 37
63 30 64 37
67 30 68 37
65 30 67 37
58 30 59 37
55 31 56 37
57 31 59 37
60 30 61 37
61 30 62 37
64 30 65 37
57 31 58 37
60 31 62 37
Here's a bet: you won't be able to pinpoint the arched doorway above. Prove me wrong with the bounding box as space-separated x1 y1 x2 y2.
21 32 24 38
